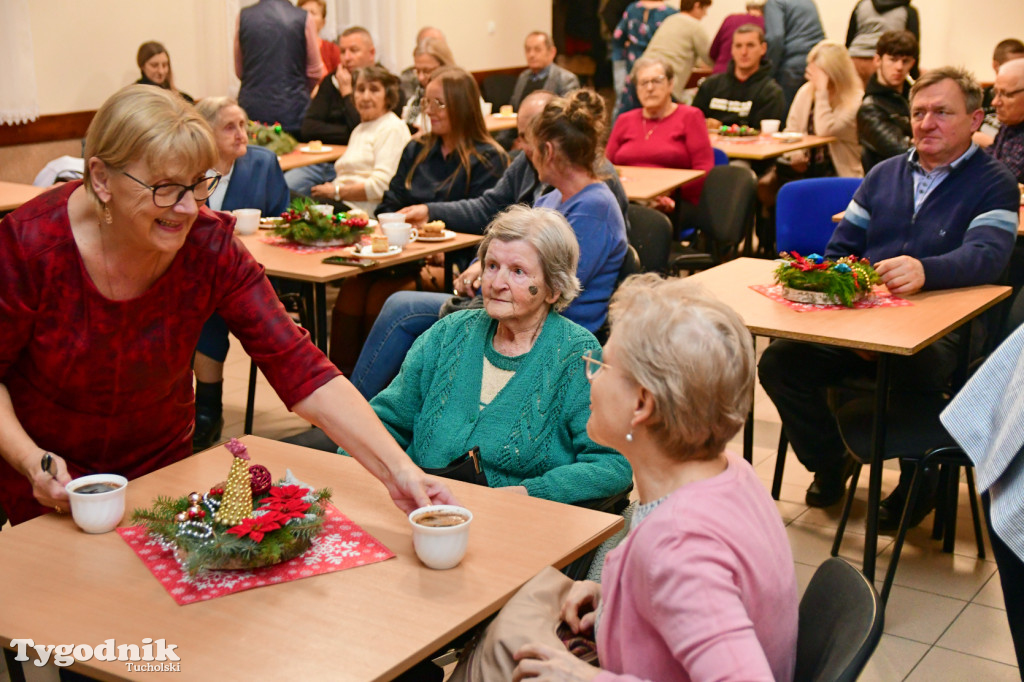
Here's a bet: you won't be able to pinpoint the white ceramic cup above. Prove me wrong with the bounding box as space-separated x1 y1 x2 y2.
311 204 334 217
383 222 418 248
66 474 129 534
481 101 493 117
408 505 473 569
376 212 406 225
232 208 261 235
760 119 781 135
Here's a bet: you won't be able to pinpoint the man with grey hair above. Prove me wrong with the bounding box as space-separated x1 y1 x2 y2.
509 32 580 110
759 66 1020 525
989 58 1024 184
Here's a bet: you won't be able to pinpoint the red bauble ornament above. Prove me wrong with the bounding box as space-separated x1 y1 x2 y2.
249 465 272 495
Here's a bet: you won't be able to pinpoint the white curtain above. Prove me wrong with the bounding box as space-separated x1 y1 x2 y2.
0 0 39 124
326 0 414 74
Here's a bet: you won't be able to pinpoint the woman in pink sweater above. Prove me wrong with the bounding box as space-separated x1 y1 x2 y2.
514 275 798 682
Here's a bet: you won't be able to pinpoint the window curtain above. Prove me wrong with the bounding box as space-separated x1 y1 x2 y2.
0 0 39 125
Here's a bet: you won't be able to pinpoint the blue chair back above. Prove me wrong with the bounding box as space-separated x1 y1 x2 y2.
776 178 862 256
713 147 729 166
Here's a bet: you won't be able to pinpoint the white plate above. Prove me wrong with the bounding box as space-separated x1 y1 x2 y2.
416 229 456 242
293 237 360 247
299 145 334 153
348 244 402 258
492 113 517 119
771 132 804 142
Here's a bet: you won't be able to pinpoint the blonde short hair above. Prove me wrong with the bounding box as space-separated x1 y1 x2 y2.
807 40 862 108
477 205 581 312
83 85 216 215
608 274 754 459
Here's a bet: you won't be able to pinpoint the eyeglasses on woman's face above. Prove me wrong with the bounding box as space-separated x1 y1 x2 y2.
423 97 447 112
582 348 613 381
121 171 221 208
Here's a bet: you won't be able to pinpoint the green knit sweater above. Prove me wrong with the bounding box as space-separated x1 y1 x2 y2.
364 309 632 504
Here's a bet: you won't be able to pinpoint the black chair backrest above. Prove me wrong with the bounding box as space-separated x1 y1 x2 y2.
694 165 756 262
617 244 642 284
796 557 884 682
481 74 518 108
626 204 673 274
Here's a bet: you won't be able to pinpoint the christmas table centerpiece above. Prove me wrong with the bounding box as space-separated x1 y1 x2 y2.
272 196 373 247
773 252 881 307
246 120 299 155
130 439 332 575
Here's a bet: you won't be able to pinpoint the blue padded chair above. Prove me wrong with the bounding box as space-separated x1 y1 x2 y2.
713 147 729 166
775 177 862 257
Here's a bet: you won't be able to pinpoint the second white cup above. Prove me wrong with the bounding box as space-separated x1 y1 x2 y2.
232 208 261 235
383 222 418 248
760 119 781 135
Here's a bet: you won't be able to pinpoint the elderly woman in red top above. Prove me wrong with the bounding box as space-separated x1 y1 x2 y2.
605 55 714 238
0 85 454 525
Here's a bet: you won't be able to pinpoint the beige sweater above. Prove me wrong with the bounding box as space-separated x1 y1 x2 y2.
783 82 864 178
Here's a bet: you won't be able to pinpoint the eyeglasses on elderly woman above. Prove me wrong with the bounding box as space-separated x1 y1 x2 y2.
121 170 221 208
582 348 613 380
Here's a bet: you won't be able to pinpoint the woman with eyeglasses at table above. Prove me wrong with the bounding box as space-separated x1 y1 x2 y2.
400 37 456 134
328 66 508 374
134 41 193 103
605 55 714 239
513 275 798 682
0 85 456 526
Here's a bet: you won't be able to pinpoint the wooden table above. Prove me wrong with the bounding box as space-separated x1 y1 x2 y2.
278 146 347 172
0 181 46 212
710 133 836 161
485 114 518 133
0 436 623 681
237 231 482 352
688 258 1011 581
614 166 705 202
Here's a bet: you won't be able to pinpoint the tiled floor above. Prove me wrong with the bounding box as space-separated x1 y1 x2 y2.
2 335 1018 682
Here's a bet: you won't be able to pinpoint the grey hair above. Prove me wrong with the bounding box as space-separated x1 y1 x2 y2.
477 205 581 312
630 55 675 82
608 274 754 460
194 96 247 127
910 65 983 112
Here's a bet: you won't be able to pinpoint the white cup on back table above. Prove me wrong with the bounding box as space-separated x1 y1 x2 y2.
377 212 406 225
383 222 418 248
232 208 261 235
760 119 781 135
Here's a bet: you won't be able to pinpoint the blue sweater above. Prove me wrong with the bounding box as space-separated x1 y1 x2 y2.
828 147 1019 290
535 183 627 332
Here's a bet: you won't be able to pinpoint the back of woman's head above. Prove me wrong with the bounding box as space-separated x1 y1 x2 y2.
808 40 861 105
195 96 245 128
608 274 754 459
414 37 455 68
531 89 606 172
83 85 216 214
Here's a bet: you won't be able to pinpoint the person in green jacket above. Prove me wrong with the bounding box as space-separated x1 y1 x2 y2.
352 205 632 504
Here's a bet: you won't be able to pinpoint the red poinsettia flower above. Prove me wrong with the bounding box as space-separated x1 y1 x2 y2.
262 485 310 502
226 516 283 543
258 497 311 518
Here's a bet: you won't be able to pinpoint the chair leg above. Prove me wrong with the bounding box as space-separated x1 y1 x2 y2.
881 462 926 604
932 464 948 541
965 467 987 559
831 462 862 557
943 463 960 554
244 359 257 435
771 433 788 500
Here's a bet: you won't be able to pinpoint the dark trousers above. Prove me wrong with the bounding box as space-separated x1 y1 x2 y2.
983 492 1024 670
757 336 959 475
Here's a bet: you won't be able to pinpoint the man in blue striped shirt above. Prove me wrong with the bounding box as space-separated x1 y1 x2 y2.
759 66 1020 524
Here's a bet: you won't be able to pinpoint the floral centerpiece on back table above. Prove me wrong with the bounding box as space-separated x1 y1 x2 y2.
273 196 372 247
247 120 299 155
130 439 332 575
774 252 881 307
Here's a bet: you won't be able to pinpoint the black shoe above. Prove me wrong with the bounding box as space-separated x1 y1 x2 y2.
192 412 224 453
805 457 854 507
877 489 936 533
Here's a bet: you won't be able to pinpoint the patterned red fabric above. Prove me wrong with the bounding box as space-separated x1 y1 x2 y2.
117 504 394 605
0 182 340 525
749 284 912 311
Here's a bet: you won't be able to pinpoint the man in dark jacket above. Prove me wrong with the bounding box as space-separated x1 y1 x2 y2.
692 24 785 130
857 30 918 172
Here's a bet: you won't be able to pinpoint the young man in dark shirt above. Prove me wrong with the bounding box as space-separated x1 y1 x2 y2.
856 30 917 172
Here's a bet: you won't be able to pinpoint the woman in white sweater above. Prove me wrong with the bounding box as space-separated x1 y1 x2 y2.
781 40 864 178
311 65 411 214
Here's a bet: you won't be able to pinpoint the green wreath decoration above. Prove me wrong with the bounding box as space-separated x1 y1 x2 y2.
774 252 880 307
272 196 373 244
246 120 299 155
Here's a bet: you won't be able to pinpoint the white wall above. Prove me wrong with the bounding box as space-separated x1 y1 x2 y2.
19 0 1024 116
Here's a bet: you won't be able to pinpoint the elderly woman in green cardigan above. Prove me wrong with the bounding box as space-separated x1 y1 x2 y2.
353 205 632 503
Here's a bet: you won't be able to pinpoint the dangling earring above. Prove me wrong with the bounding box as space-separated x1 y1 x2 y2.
625 430 634 443
102 204 113 225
